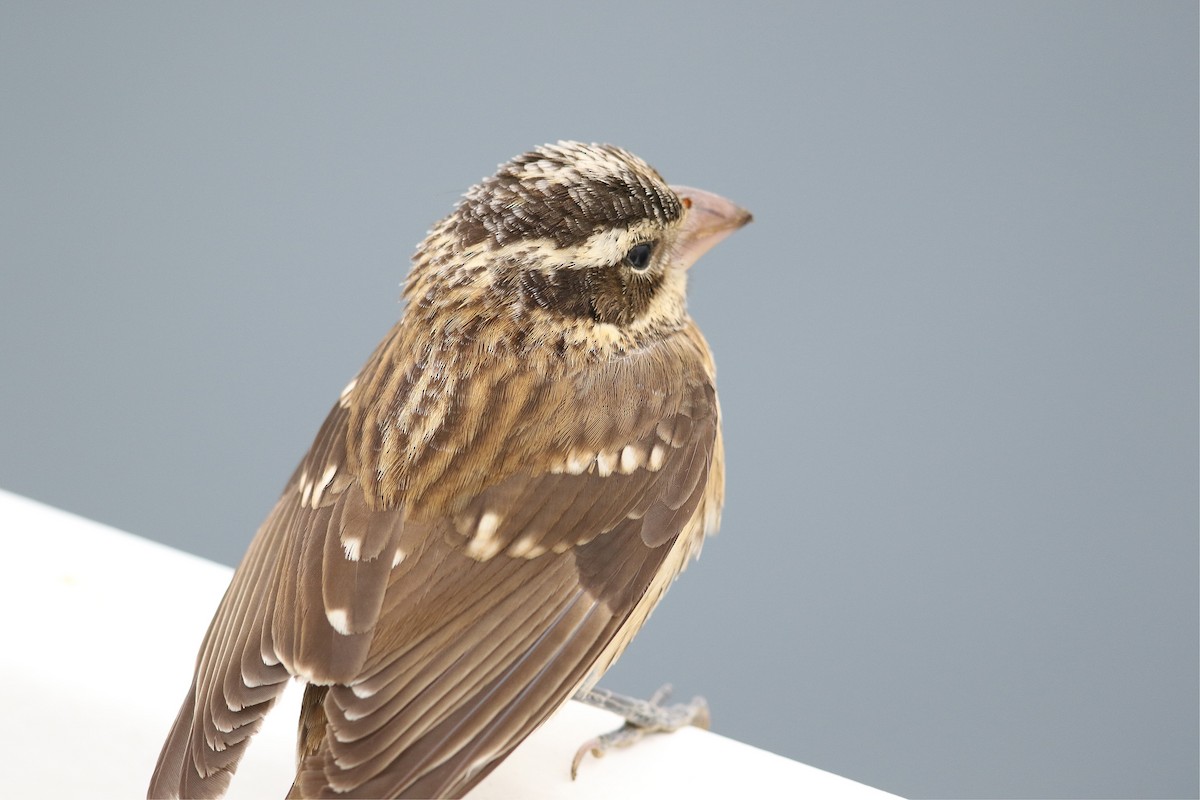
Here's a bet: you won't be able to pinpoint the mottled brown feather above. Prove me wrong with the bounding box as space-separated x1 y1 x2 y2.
149 141 735 800
290 355 715 796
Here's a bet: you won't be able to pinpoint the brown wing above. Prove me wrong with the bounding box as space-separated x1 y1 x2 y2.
149 324 721 799
148 389 408 799
292 393 717 798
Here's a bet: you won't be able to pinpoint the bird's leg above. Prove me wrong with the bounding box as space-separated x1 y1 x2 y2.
569 684 710 779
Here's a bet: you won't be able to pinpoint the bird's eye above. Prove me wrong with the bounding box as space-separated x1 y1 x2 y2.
624 242 654 271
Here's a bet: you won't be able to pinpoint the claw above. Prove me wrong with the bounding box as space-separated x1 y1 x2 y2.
570 683 711 780
570 738 604 780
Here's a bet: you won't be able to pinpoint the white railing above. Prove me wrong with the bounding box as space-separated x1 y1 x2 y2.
0 488 899 799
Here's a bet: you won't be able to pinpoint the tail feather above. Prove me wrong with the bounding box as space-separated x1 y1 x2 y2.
147 680 281 799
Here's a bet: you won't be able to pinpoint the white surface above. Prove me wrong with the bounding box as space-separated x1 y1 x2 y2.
0 488 900 798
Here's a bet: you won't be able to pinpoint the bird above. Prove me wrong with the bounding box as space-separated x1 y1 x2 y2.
148 141 751 799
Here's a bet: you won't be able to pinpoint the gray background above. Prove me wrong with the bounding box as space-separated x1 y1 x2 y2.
1 3 1195 798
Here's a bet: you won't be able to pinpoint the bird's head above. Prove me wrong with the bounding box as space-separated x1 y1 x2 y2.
407 141 751 348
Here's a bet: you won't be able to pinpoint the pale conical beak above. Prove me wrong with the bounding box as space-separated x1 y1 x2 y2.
669 185 753 270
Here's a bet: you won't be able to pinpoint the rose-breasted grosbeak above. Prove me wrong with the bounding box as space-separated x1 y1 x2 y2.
149 141 751 799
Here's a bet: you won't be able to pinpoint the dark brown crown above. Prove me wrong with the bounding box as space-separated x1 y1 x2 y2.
452 142 683 249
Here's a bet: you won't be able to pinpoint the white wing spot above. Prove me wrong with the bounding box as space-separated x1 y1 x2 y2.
391 547 407 568
350 681 377 700
657 419 682 446
619 444 643 474
298 470 313 506
327 608 351 636
648 443 666 471
310 464 338 508
566 451 592 475
466 511 504 560
338 377 358 408
477 510 501 538
341 706 369 723
596 450 617 477
508 534 547 559
342 535 363 562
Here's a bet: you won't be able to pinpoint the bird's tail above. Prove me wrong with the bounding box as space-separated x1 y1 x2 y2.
148 679 282 799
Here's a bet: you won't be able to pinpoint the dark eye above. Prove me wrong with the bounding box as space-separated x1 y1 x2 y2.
624 242 654 271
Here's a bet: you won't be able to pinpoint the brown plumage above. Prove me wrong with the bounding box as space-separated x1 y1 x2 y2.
148 141 751 799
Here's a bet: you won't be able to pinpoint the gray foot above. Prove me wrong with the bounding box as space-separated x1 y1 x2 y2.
570 684 711 779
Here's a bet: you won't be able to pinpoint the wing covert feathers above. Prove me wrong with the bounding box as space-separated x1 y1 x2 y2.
149 322 722 799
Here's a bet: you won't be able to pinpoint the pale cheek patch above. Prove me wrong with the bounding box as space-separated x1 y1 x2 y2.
624 267 689 338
